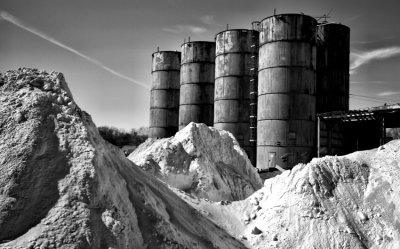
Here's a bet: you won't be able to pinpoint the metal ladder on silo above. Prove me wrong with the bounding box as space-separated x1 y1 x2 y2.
249 22 260 167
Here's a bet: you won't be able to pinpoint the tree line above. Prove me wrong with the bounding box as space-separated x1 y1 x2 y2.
98 126 148 148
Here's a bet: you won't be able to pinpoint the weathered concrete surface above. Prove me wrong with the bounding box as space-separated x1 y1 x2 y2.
129 123 263 202
0 68 246 249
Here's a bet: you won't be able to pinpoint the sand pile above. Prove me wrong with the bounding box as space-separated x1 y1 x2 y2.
1 68 399 249
0 68 245 249
128 123 263 202
178 142 400 248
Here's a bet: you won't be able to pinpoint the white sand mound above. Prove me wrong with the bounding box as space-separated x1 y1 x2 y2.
0 68 246 249
128 123 263 202
178 141 400 249
2 68 399 249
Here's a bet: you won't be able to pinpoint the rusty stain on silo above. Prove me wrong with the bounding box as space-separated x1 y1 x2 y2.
316 23 350 113
257 14 317 170
179 41 216 129
149 51 181 138
214 29 259 164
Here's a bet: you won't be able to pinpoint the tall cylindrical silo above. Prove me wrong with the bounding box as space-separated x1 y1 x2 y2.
257 14 317 170
316 23 350 113
214 29 259 165
149 51 181 138
179 41 216 129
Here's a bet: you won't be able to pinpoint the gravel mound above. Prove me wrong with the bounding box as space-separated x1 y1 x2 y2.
180 142 400 248
0 68 245 249
128 123 263 202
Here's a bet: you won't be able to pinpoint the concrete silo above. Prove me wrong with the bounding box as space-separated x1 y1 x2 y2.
149 51 181 138
257 14 317 170
316 23 350 156
214 29 259 164
316 23 350 113
179 41 216 129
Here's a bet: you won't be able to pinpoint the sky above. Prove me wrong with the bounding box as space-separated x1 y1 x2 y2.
1 0 400 130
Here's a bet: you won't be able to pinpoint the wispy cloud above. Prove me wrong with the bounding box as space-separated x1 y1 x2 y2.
378 91 400 97
351 35 399 45
350 46 400 74
0 10 150 89
163 24 207 34
200 15 214 25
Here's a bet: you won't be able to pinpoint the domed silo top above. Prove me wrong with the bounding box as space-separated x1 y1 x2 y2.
317 23 350 55
215 29 259 55
152 51 181 71
181 41 216 64
260 14 317 45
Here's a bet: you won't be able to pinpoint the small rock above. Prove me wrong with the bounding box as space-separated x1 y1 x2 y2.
251 226 262 235
43 83 53 91
357 211 368 222
63 96 71 103
29 78 44 88
57 96 64 105
273 234 278 241
253 205 261 211
14 112 25 123
251 213 257 220
250 198 259 206
345 226 354 234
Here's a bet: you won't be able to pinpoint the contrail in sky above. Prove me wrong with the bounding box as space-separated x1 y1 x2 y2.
0 10 150 89
350 47 400 74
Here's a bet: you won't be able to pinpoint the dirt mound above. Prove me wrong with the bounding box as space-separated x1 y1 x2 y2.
179 142 400 248
0 68 245 249
128 123 263 202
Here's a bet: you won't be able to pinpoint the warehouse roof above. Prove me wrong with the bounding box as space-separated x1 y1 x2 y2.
317 104 400 127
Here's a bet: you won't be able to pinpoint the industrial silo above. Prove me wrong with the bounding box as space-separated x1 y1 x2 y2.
316 23 350 156
149 51 181 138
316 23 350 113
257 14 317 170
214 29 259 164
179 41 215 129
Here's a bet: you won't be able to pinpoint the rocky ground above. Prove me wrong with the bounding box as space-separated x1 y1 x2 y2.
128 123 263 202
1 68 399 249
